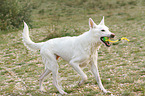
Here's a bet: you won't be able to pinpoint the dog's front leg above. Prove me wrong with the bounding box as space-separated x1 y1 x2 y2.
91 53 110 94
69 61 87 86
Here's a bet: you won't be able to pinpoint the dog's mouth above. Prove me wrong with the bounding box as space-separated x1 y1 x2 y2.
100 37 111 47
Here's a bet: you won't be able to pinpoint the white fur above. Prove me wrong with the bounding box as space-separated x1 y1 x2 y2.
22 17 115 94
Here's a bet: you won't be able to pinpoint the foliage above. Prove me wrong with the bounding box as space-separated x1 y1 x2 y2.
57 0 140 10
0 0 32 30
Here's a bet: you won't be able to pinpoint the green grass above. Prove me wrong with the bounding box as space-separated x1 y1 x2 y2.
0 0 145 95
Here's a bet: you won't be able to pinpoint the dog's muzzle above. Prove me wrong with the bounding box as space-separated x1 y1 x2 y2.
100 33 115 47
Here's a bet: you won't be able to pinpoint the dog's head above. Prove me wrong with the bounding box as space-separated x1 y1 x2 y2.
89 17 115 47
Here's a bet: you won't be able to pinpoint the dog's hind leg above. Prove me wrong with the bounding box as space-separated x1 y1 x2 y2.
51 63 67 95
39 68 51 92
41 50 67 95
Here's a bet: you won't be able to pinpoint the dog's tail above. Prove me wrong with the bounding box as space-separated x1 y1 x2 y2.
22 22 44 51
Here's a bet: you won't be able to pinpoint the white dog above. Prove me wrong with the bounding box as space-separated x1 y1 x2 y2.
22 17 115 94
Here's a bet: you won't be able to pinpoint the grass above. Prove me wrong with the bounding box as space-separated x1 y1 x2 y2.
0 0 145 95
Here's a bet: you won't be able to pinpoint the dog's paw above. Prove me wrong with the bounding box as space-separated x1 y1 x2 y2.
78 82 82 86
60 91 67 95
104 90 112 95
40 87 46 92
78 80 86 86
107 92 112 95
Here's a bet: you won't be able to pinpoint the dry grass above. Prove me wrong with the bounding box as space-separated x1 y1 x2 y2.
0 0 145 96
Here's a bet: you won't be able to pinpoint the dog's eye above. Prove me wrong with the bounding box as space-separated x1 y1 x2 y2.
101 29 105 32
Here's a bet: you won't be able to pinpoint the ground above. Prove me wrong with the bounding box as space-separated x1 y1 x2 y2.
0 0 145 96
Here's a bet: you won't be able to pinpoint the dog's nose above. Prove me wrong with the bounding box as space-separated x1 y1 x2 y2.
110 33 115 38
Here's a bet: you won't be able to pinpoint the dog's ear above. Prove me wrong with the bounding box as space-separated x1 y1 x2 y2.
99 16 105 25
89 18 95 29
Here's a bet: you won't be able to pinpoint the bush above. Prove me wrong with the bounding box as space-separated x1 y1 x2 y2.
59 0 139 10
0 0 32 30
